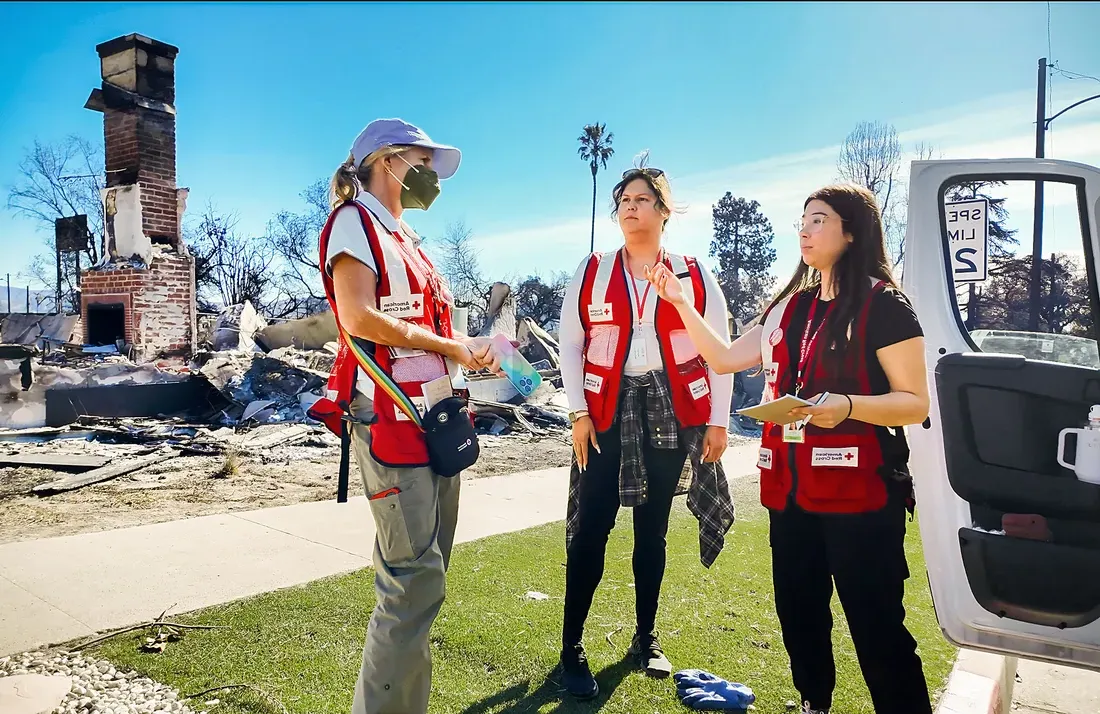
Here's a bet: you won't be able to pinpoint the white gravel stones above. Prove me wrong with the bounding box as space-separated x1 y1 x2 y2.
0 649 201 714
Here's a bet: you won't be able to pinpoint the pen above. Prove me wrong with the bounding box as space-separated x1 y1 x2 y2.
803 392 830 426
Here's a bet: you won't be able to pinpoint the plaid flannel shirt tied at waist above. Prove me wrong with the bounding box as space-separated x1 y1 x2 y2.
564 371 736 568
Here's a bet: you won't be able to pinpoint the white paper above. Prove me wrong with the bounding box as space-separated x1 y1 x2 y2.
422 375 453 411
736 394 817 425
391 346 428 359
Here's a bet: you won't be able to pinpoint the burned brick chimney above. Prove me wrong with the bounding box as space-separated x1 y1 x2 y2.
79 33 196 360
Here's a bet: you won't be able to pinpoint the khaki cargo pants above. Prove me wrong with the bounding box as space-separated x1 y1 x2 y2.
349 395 461 714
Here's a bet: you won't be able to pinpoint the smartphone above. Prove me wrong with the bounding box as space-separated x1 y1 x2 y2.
491 332 543 398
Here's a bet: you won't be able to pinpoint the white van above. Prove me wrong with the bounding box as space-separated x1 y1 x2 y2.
903 158 1100 671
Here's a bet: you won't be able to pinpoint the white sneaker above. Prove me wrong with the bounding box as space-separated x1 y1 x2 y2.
802 703 829 714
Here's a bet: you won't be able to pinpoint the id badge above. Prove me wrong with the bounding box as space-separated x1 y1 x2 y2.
782 421 806 444
629 335 648 365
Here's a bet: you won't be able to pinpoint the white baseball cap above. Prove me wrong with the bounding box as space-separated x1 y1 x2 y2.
350 118 462 180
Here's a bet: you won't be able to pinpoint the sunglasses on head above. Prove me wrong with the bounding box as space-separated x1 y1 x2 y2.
622 167 665 179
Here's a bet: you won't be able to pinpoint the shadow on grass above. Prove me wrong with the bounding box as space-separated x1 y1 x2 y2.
457 658 637 714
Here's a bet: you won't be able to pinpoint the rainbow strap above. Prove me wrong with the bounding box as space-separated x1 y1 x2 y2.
338 325 425 430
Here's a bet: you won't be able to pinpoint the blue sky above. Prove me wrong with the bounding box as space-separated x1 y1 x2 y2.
1 1 1099 293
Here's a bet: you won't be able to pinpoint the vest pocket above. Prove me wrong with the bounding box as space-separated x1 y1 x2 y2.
369 420 430 466
391 353 447 383
675 354 707 377
669 329 700 364
795 433 885 511
758 431 790 508
586 324 619 367
799 463 873 510
675 356 711 403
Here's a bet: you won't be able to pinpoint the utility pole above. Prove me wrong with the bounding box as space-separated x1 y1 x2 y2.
1028 57 1047 332
55 249 63 315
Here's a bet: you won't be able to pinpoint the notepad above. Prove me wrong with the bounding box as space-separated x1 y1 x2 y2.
735 392 830 425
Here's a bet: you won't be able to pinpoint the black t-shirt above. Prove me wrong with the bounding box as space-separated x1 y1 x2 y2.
783 285 923 395
780 285 924 473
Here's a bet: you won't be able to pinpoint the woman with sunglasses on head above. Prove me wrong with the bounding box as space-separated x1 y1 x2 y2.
646 184 932 714
556 163 736 699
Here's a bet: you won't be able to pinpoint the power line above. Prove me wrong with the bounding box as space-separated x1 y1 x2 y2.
1051 63 1100 85
1046 3 1054 160
1046 2 1059 246
1046 1 1052 65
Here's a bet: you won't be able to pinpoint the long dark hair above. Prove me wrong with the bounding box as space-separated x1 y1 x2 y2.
763 183 898 365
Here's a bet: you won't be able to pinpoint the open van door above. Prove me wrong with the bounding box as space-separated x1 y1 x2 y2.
904 158 1100 671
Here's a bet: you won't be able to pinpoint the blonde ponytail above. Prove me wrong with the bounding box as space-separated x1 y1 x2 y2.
328 145 415 209
329 153 360 208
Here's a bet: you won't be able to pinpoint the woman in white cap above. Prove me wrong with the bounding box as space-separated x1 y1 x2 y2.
312 118 502 714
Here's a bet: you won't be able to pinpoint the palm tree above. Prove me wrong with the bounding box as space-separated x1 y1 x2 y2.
577 123 615 253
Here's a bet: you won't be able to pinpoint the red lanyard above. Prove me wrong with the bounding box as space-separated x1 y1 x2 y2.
624 250 660 325
795 293 833 395
628 274 652 326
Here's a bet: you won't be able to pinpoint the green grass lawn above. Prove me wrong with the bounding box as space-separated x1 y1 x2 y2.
90 476 956 713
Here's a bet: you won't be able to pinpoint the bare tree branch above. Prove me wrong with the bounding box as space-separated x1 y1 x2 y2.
7 136 105 311
263 179 342 318
430 220 490 329
837 123 940 270
186 203 277 314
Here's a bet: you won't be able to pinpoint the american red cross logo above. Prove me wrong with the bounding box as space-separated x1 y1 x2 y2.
604 308 610 315
844 452 855 461
413 301 421 310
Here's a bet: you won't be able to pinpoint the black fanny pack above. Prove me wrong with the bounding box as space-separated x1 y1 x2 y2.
423 396 480 478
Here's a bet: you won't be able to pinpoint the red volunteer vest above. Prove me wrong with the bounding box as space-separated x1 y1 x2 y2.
756 280 890 514
313 199 455 468
578 249 713 433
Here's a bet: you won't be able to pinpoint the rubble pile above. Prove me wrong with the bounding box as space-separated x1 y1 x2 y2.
0 313 81 352
0 350 193 431
210 300 267 353
195 351 327 425
1 284 764 495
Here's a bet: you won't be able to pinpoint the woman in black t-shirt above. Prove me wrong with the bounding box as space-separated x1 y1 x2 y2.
646 184 932 714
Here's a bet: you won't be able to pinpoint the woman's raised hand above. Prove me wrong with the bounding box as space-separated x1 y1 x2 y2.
645 263 686 305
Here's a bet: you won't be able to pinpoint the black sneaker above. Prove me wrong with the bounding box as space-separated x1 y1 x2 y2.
628 630 672 678
559 643 599 700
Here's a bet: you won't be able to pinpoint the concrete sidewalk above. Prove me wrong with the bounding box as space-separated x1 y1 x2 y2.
1013 658 1100 714
0 443 760 657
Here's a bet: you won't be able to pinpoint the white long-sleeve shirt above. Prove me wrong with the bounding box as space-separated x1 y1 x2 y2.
559 254 734 428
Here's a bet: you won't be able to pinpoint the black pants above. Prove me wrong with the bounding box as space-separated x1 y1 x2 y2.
562 422 687 646
769 494 932 714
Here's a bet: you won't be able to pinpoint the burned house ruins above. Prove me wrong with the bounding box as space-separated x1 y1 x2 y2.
80 34 196 360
